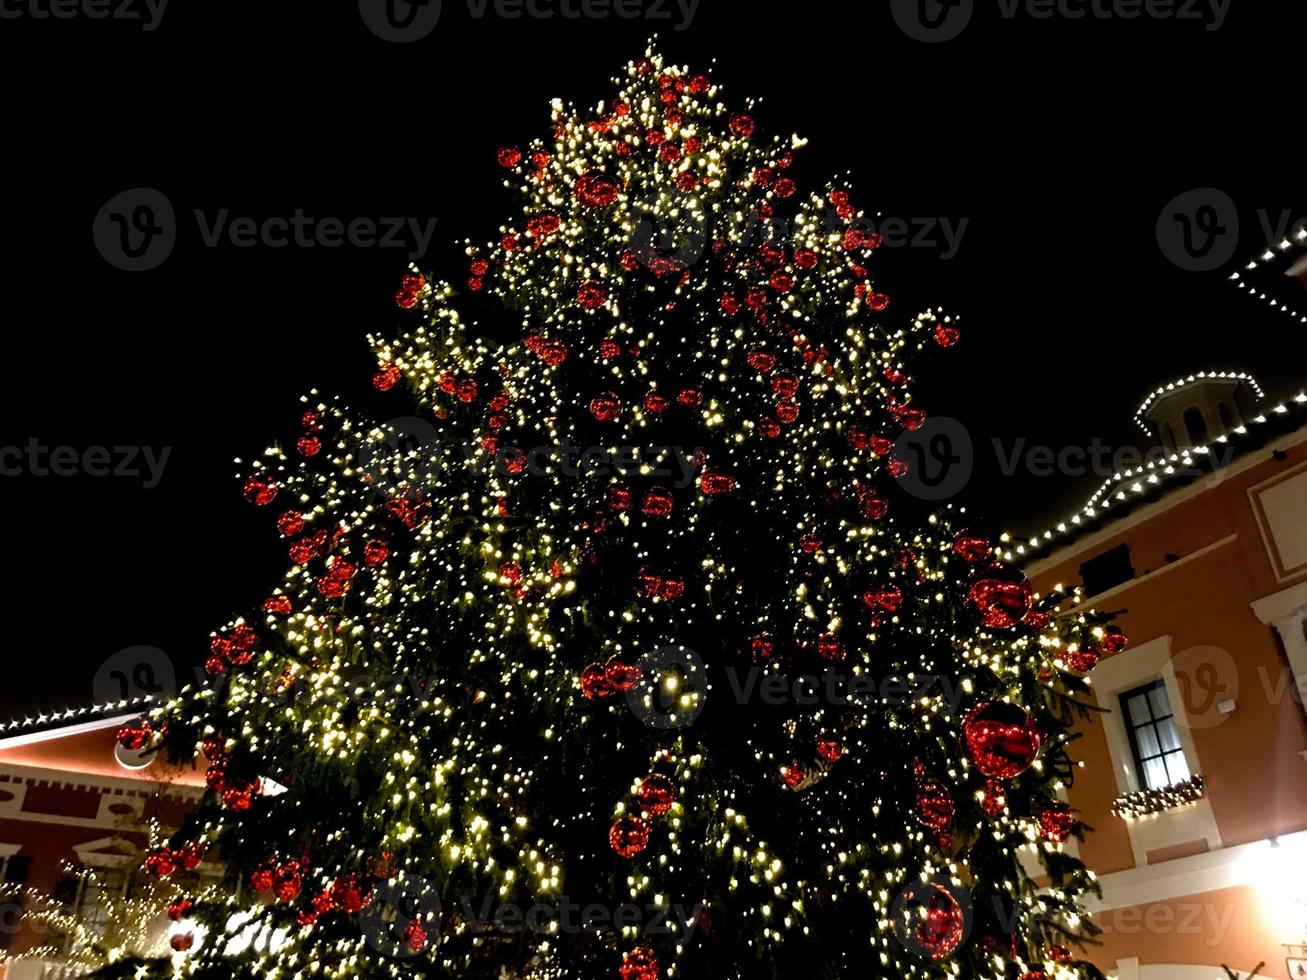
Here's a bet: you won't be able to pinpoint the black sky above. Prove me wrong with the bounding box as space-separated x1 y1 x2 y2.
0 1 1303 716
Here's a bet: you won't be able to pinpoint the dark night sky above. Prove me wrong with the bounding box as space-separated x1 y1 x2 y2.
0 1 1303 716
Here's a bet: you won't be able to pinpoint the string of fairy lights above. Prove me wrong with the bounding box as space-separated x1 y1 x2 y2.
133 47 1118 980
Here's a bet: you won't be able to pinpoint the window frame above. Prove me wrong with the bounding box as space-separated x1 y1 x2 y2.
1118 679 1190 791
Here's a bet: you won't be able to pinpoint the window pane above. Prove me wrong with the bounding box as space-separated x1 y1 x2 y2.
1126 693 1154 726
1148 684 1172 720
1142 756 1170 790
1156 718 1182 752
1162 750 1191 784
1135 726 1161 758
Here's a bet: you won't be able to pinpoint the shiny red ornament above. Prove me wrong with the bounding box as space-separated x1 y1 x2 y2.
934 323 961 347
273 864 302 902
773 177 796 198
915 779 955 831
816 737 843 762
394 274 425 309
769 272 794 292
170 932 195 953
144 848 177 877
620 946 660 980
699 470 736 495
576 172 620 208
526 212 561 239
775 401 799 424
1101 625 1129 653
1038 802 1076 843
1049 945 1073 963
296 435 321 457
605 657 643 692
729 114 756 137
609 814 651 858
362 539 389 566
497 147 522 167
868 292 891 311
373 363 402 391
277 510 305 536
638 774 677 815
968 578 1033 629
781 762 806 788
952 534 990 564
589 392 623 423
771 374 799 399
641 487 674 517
862 585 903 613
600 339 622 359
795 248 818 269
963 702 1042 779
746 350 775 373
404 917 429 952
676 387 703 407
581 663 612 700
607 484 633 511
816 633 845 662
643 391 670 414
758 417 781 439
167 897 194 921
913 883 965 959
249 866 275 892
243 474 278 507
116 719 153 751
577 281 608 308
749 633 775 660
1022 609 1052 631
799 534 821 554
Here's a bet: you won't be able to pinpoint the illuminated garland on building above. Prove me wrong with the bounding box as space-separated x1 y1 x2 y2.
124 47 1122 980
1110 775 1205 820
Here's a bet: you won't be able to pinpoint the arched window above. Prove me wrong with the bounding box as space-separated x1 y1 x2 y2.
1184 406 1209 446
1162 421 1176 450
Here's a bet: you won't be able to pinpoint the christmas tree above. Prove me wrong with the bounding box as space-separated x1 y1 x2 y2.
133 47 1125 980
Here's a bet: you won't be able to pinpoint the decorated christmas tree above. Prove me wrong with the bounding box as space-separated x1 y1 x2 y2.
131 47 1126 980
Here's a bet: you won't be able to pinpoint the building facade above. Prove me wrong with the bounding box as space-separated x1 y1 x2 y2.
1014 375 1307 980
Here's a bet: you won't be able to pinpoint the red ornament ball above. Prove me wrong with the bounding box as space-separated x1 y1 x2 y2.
816 737 843 763
914 883 965 960
605 657 643 693
581 663 612 700
915 779 955 831
589 392 623 423
638 774 677 815
1038 801 1076 844
242 475 278 507
1101 625 1129 653
170 932 195 952
609 814 651 858
620 946 660 980
404 917 429 952
963 702 1042 779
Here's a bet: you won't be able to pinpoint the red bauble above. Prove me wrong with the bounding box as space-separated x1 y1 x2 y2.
643 391 670 414
914 884 965 960
362 539 389 566
296 435 321 457
116 719 153 751
775 402 799 424
167 898 193 921
816 634 845 662
273 864 302 902
605 657 643 693
170 932 195 952
249 866 275 892
638 774 677 815
242 475 278 507
816 737 843 763
577 281 608 308
770 374 799 399
589 392 623 422
699 471 736 495
749 633 775 660
729 114 755 137
1066 647 1100 673
862 585 903 613
1101 625 1129 653
576 172 620 208
404 917 429 952
607 485 633 511
497 146 521 167
581 663 613 700
933 324 961 347
144 848 177 877
609 815 651 858
758 418 781 439
373 363 403 390
968 578 1033 629
641 487 674 517
277 510 305 536
915 779 955 831
620 946 660 980
781 762 806 788
526 212 561 239
963 702 1042 779
1038 802 1076 844
676 387 703 407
